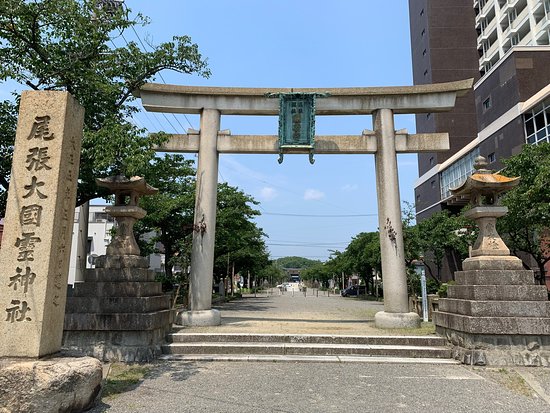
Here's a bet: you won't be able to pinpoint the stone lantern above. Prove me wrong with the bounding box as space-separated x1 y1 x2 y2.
63 176 174 362
96 175 158 257
434 156 550 367
450 155 519 260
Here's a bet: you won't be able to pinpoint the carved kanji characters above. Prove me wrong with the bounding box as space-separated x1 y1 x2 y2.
27 115 55 141
5 300 32 323
9 267 36 294
20 204 43 226
23 176 47 199
26 147 52 171
15 232 41 261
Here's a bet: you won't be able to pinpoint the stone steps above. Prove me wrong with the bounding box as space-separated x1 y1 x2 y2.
161 333 455 363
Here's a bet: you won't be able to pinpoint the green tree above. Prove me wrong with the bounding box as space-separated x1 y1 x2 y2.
345 232 381 294
415 209 475 282
214 183 269 282
135 154 196 280
300 261 333 287
274 256 322 269
258 261 287 287
499 143 550 285
0 100 17 214
0 0 210 215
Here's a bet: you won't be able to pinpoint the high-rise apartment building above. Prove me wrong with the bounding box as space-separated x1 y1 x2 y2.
410 0 550 283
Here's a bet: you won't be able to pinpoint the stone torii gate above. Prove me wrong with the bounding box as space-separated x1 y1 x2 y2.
137 79 473 329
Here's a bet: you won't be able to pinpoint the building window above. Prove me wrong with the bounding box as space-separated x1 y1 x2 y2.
439 148 480 199
488 152 496 163
524 98 550 145
483 97 492 111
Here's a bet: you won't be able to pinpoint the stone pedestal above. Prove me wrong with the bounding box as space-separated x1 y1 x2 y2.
434 256 550 366
63 255 175 362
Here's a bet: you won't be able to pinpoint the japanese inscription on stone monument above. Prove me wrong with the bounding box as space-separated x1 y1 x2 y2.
0 91 84 357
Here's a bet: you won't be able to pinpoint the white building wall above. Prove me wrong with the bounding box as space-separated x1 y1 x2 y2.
475 0 550 73
67 205 165 285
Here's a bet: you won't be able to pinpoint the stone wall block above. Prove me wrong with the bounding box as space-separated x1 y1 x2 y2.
64 308 174 331
71 281 162 297
448 285 548 301
83 267 155 282
455 269 536 285
439 299 550 317
65 295 171 313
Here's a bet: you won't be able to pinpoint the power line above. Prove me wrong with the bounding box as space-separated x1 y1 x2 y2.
262 212 376 218
266 243 346 248
129 25 195 131
120 31 183 132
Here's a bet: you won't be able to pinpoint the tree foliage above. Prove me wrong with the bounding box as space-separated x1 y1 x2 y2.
135 154 196 279
499 142 550 284
136 160 270 283
412 209 475 281
214 183 269 280
274 256 321 269
0 0 210 214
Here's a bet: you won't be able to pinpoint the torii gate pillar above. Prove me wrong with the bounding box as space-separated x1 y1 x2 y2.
373 109 420 328
177 109 222 326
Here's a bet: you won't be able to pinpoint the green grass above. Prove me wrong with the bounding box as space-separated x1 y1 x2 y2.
102 363 151 399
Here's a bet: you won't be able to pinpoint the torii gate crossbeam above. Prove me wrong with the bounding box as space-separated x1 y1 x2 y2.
137 79 473 329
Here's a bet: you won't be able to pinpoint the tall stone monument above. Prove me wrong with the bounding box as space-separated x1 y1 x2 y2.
0 91 84 357
434 156 550 366
63 176 175 361
0 91 102 412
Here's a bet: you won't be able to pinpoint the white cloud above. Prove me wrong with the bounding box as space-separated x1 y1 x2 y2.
259 186 277 201
341 184 358 192
303 189 325 201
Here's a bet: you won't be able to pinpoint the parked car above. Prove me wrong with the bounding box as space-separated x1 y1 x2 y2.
341 286 358 297
340 285 367 297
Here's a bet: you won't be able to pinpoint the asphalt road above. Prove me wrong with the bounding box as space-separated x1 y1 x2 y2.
90 361 550 413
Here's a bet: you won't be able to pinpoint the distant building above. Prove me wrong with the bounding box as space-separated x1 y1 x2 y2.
410 0 550 286
67 205 164 284
283 268 302 283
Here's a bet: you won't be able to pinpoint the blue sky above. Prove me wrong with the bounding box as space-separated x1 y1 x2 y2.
128 0 418 261
3 1 419 262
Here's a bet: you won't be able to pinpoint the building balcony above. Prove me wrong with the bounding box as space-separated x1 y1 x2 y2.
510 6 530 31
535 26 550 44
535 13 550 33
477 16 498 44
499 0 519 14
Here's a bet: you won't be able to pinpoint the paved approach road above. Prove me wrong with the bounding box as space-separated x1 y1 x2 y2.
90 294 550 412
91 361 550 413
